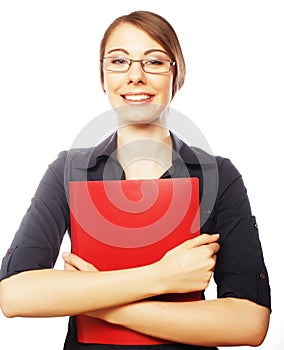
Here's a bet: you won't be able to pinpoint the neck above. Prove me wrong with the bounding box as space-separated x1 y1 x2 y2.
116 123 172 180
117 122 170 145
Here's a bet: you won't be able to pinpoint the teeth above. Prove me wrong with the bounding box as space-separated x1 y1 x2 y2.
124 94 151 101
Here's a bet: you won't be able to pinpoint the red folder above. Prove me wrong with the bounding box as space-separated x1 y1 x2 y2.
69 178 201 345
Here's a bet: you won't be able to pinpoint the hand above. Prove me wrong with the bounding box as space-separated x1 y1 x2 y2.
62 252 99 272
155 233 220 294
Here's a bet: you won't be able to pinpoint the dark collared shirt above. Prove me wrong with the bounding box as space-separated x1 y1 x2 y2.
0 132 271 350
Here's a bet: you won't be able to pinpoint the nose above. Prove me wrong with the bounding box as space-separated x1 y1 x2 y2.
127 61 146 85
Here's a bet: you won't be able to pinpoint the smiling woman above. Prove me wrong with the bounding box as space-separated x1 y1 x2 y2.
0 10 271 350
101 22 174 128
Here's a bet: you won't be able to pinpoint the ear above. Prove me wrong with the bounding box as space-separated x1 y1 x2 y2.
101 79 106 93
100 67 106 93
101 83 106 93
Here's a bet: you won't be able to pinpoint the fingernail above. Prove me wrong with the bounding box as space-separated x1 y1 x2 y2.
62 252 70 258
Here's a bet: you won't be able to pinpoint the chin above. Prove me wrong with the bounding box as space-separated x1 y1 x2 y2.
114 103 168 126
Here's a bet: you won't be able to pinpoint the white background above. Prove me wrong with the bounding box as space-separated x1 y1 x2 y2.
0 0 283 349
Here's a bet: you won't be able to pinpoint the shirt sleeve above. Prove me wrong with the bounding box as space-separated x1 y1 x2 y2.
213 157 271 311
0 151 69 281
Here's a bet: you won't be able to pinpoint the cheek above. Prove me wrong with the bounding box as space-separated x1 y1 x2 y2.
104 75 124 108
155 76 173 103
104 74 121 93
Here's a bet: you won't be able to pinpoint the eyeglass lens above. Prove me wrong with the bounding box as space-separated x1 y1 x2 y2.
103 57 172 73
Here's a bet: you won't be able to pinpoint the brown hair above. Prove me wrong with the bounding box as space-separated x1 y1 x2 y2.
99 10 186 99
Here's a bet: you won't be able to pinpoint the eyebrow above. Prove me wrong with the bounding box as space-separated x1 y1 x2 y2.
107 48 129 55
106 48 169 56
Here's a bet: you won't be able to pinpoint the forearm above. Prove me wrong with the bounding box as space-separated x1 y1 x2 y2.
0 266 161 318
0 234 220 319
93 298 270 347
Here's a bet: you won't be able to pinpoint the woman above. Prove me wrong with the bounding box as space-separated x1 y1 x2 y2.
0 10 271 349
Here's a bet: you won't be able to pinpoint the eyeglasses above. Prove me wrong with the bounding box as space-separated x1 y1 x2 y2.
101 57 176 74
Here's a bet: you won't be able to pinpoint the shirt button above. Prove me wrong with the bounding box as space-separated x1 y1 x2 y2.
259 272 266 281
7 248 13 256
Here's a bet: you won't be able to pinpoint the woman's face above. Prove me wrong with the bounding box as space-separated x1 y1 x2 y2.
102 23 174 124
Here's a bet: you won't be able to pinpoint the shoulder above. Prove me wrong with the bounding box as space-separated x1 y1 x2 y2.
214 155 242 189
173 133 234 172
61 147 96 168
47 147 97 185
184 143 240 174
174 134 243 190
58 132 116 170
185 142 242 181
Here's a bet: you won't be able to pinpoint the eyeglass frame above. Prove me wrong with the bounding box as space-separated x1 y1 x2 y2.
100 57 176 74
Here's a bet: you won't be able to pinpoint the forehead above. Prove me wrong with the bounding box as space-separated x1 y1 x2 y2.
104 23 165 55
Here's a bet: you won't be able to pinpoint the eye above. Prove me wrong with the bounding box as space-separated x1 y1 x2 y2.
111 58 129 65
144 59 165 66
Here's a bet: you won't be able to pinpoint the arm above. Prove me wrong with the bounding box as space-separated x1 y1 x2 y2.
1 148 220 319
0 264 158 318
83 158 271 347
0 234 219 318
89 297 269 347
61 240 269 347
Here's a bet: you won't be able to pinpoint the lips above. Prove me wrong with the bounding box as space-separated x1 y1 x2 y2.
121 93 154 103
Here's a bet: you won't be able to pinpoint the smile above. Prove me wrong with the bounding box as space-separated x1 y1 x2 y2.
122 94 154 102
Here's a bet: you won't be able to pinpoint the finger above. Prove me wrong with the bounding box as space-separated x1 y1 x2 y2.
182 233 220 249
209 253 218 272
62 252 98 272
67 253 98 271
209 242 221 254
206 243 220 271
64 261 77 271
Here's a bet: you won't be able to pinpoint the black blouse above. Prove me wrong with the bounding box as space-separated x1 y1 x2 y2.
0 132 271 350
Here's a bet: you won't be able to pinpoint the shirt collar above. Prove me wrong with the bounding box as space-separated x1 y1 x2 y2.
171 132 215 166
71 130 215 169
